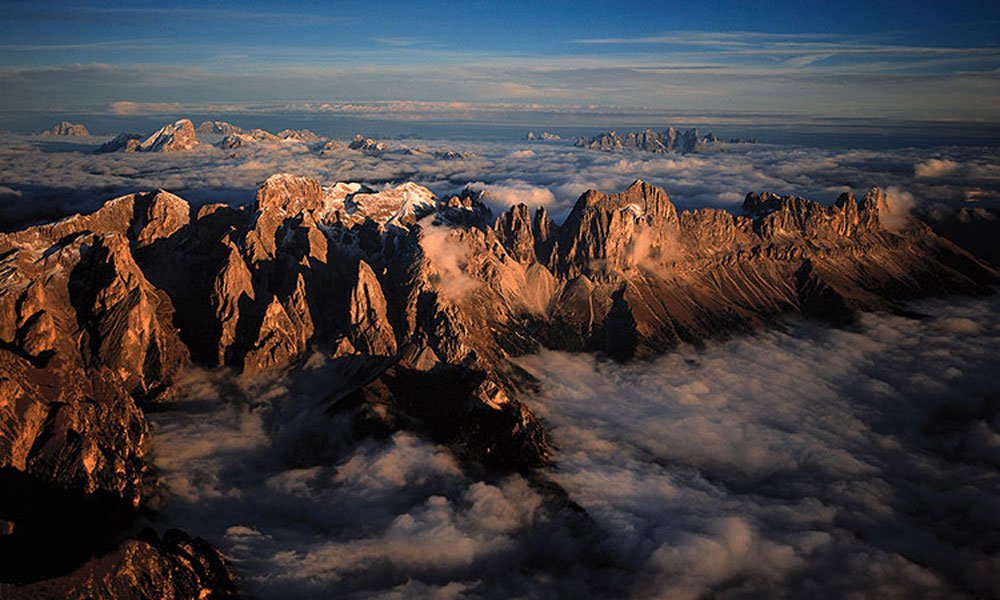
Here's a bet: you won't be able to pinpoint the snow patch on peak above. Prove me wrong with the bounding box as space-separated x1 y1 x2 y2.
320 181 437 231
624 203 644 218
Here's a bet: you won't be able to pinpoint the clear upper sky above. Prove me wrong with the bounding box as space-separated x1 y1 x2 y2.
1 0 998 121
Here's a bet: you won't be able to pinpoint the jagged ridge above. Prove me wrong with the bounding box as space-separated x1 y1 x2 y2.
0 175 994 593
576 127 722 154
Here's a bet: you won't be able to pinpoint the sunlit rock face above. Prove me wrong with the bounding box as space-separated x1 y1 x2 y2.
9 529 236 599
135 119 199 152
0 172 994 596
0 188 235 596
0 192 191 508
497 179 993 360
348 259 397 356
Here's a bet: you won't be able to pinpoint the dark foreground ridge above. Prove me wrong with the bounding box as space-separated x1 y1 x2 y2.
0 175 995 595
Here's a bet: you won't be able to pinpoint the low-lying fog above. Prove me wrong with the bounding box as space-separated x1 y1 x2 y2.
149 294 1000 599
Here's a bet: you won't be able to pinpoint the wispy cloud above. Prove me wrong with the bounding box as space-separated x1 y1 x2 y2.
374 37 425 47
0 39 154 52
5 5 353 26
572 30 1000 75
575 30 843 45
574 29 1000 56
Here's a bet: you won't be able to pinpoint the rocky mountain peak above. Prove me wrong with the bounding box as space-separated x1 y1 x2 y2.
72 232 189 397
96 132 144 153
495 204 537 264
348 134 385 153
437 187 492 228
558 179 680 276
255 173 326 216
97 119 199 154
138 118 198 152
348 260 397 356
41 121 90 137
865 187 910 230
741 191 785 215
742 188 886 240
130 190 191 247
277 128 320 143
196 120 243 136
572 179 676 219
218 129 280 149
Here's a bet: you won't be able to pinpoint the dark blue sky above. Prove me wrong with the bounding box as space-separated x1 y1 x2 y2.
1 0 998 120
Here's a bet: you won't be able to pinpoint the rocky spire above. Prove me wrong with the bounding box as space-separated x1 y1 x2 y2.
243 295 300 373
348 260 397 356
495 204 537 264
211 239 255 365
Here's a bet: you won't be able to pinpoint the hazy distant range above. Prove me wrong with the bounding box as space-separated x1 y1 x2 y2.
4 108 1000 149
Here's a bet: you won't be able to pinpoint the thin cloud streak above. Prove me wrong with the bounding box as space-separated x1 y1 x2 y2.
574 29 1000 54
0 39 156 52
4 5 354 26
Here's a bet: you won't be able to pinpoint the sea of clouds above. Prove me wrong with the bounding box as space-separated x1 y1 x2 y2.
149 295 1000 599
0 132 997 231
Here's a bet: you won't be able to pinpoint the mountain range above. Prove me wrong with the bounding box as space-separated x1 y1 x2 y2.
0 174 994 596
92 118 388 157
576 127 759 154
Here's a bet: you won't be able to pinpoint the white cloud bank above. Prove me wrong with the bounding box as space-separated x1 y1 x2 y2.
880 186 917 231
915 158 960 178
2 132 998 233
470 180 557 214
517 294 1000 599
150 292 1000 598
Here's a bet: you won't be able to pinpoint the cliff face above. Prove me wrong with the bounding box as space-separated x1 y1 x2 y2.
0 174 994 594
0 192 191 505
0 191 228 595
